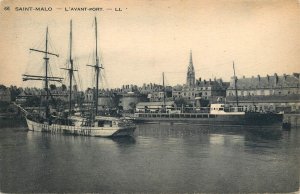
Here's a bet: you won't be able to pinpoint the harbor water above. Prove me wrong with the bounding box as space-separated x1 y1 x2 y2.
0 120 299 193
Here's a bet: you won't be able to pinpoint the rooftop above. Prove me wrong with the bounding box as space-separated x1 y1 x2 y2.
229 73 300 89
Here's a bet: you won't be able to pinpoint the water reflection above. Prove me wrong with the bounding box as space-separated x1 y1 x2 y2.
245 128 282 141
0 123 299 193
136 123 284 142
111 136 136 145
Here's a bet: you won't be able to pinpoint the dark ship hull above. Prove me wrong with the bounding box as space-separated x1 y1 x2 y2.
133 112 283 126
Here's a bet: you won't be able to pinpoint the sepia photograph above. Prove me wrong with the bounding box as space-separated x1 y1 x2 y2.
0 0 299 193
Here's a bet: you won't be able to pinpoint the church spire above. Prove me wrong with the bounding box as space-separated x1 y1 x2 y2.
189 50 193 66
186 50 195 87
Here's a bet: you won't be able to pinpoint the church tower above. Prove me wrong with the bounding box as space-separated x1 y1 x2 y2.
186 50 195 87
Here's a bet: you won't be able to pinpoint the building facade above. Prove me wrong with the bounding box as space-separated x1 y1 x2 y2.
118 93 147 112
172 78 228 102
226 73 300 112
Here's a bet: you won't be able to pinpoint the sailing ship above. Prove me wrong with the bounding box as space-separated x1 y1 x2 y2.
133 64 284 126
22 18 135 137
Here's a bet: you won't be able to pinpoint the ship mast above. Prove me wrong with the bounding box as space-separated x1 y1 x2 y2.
162 72 166 111
23 27 61 119
61 20 77 115
45 27 50 118
232 61 239 106
87 17 103 117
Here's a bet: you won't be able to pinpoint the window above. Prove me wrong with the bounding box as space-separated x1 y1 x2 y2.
98 121 105 127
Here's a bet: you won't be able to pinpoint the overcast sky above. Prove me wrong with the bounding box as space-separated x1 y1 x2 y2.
0 0 300 90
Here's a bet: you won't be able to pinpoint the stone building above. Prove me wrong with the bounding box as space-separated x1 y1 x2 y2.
194 78 228 102
146 86 172 102
172 51 229 104
84 88 94 102
172 78 228 102
97 93 117 111
226 73 300 112
118 93 147 112
88 88 148 113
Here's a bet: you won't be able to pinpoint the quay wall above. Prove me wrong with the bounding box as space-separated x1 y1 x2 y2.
284 114 300 127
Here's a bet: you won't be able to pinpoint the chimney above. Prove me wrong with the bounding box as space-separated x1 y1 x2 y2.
274 73 278 86
283 73 287 81
293 73 300 79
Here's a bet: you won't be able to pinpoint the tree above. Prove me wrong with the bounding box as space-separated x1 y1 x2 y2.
174 98 188 107
50 84 56 91
0 101 9 112
200 99 209 107
24 96 40 107
61 84 67 91
129 102 136 110
9 85 21 101
0 85 7 90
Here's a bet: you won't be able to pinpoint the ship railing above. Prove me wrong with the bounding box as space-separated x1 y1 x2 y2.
182 107 210 113
135 112 211 118
225 106 244 112
135 107 211 114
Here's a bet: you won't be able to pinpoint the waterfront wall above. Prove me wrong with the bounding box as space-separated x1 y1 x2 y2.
284 114 300 127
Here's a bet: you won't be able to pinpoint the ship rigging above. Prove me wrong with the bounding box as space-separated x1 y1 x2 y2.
21 17 135 137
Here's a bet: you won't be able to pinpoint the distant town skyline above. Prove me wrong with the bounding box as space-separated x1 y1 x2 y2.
0 0 300 90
